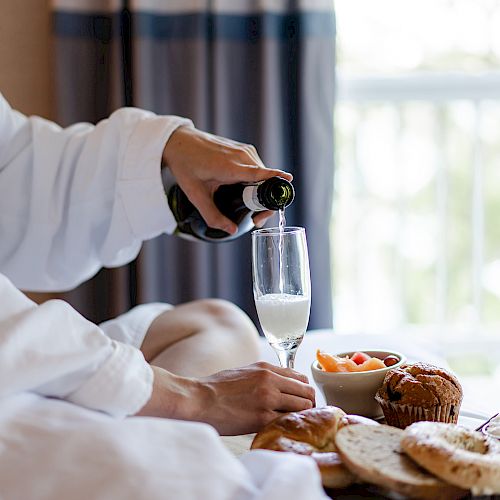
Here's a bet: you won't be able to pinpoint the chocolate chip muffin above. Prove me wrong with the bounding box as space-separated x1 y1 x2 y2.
375 362 463 429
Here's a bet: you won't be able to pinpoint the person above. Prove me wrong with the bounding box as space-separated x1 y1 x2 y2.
0 92 325 498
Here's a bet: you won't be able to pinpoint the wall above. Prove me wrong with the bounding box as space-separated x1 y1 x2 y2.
0 0 54 119
0 0 56 301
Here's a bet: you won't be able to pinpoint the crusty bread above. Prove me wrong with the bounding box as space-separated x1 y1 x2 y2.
251 406 346 453
250 406 377 489
335 424 467 499
402 422 500 496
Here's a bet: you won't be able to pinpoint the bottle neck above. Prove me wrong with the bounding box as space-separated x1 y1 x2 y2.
251 177 294 211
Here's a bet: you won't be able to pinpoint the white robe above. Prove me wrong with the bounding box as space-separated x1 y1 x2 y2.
0 93 327 499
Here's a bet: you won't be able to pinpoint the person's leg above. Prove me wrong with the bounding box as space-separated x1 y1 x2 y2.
140 299 261 377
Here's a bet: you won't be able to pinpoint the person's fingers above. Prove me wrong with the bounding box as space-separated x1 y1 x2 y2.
185 185 238 234
252 211 274 228
276 377 316 405
218 140 290 182
277 394 315 412
223 163 293 184
240 144 266 167
203 135 264 169
255 361 309 384
225 139 262 162
196 202 238 235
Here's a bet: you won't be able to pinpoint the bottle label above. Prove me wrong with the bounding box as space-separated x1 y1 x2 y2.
242 185 266 211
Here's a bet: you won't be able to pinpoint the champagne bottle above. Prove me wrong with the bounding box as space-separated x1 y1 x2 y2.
163 171 294 242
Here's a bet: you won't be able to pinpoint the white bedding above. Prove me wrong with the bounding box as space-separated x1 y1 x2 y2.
0 393 327 499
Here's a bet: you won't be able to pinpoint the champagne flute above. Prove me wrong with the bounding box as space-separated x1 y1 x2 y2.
252 226 311 369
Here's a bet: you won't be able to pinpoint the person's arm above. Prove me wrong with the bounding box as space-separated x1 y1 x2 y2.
0 93 291 293
0 92 191 292
98 303 315 435
136 363 315 436
0 273 152 417
0 271 314 432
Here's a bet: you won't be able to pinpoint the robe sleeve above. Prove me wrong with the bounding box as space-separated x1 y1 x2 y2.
0 92 192 291
0 273 153 417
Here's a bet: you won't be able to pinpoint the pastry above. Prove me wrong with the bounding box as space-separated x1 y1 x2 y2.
251 406 378 488
375 362 462 429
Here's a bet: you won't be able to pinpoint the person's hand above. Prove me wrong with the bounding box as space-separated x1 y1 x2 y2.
195 362 316 435
136 362 315 436
162 126 293 234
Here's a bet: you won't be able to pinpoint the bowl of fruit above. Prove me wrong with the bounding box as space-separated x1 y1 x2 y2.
311 349 406 418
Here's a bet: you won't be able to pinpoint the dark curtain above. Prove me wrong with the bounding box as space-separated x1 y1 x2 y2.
51 1 335 330
51 5 129 322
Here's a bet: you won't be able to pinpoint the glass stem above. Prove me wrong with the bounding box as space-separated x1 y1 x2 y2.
275 348 297 369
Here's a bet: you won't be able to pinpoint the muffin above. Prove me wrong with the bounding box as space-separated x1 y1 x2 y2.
375 362 463 429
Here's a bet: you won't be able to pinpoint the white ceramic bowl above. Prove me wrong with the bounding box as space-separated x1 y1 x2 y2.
311 349 406 417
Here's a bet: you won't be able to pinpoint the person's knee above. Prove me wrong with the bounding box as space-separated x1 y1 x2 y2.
149 299 262 374
196 299 260 347
196 299 254 329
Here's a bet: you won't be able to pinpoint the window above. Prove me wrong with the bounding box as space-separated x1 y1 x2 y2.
333 0 500 384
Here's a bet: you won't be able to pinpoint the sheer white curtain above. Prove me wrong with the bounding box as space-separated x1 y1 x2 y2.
332 0 500 409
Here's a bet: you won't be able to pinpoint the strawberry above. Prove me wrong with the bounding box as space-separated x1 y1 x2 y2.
350 351 371 365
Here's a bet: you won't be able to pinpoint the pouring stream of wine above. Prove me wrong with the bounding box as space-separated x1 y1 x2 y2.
278 209 286 294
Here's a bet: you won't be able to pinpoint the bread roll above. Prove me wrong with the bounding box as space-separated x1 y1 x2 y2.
335 423 466 499
402 421 500 496
251 406 376 489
